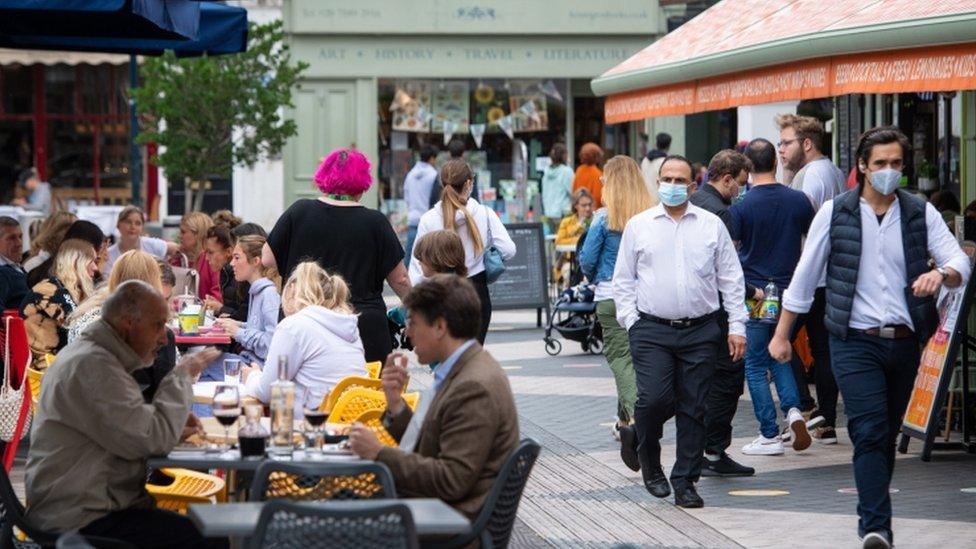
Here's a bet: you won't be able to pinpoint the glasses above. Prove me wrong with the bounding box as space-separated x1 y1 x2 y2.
777 138 799 148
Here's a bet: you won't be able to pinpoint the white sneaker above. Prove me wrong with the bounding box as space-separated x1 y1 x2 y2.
742 435 785 455
610 420 621 441
787 407 812 451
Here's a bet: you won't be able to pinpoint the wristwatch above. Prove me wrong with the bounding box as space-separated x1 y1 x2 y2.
936 267 949 280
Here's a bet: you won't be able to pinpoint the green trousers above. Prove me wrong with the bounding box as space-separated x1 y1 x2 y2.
596 299 637 423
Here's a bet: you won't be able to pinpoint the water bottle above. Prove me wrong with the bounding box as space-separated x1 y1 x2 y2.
269 355 294 456
761 281 780 323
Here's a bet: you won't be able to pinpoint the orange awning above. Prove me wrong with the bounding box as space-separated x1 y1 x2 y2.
593 0 976 123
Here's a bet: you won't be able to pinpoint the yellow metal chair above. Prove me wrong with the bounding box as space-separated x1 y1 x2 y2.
327 387 419 425
365 361 382 379
25 366 44 410
146 468 226 514
353 409 398 447
318 376 383 413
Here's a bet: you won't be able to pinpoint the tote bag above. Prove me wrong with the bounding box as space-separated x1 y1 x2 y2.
0 316 32 442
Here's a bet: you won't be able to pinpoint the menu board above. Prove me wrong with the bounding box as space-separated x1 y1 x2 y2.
488 223 549 312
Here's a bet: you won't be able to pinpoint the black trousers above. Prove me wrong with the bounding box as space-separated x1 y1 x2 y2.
629 316 720 491
469 271 491 344
704 315 744 455
81 507 228 549
793 288 838 426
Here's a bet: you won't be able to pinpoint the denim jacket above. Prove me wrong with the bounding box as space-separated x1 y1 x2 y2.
578 211 621 284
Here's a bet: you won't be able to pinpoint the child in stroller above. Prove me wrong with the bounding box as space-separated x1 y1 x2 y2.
543 282 603 356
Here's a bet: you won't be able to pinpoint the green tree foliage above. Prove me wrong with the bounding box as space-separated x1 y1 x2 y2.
132 20 307 211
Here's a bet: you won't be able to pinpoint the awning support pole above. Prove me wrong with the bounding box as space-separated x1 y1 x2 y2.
129 54 142 208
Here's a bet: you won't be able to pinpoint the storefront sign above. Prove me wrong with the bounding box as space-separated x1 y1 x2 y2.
604 43 976 123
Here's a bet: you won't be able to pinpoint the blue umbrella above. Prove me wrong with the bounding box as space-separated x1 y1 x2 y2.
0 0 201 40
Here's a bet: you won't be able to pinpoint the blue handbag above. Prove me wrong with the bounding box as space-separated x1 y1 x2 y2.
482 206 506 284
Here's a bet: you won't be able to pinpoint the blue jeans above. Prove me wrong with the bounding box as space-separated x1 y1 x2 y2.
830 332 919 540
404 225 418 267
745 320 801 438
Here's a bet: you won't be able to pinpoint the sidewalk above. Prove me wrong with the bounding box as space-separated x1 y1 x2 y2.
485 310 976 549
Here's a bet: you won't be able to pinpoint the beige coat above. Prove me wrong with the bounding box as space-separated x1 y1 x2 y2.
25 319 192 533
377 343 519 519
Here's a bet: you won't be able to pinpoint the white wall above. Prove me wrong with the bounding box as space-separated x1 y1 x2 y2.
737 101 798 182
644 115 686 156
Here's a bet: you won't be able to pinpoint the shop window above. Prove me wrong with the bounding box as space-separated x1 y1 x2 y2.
80 65 113 114
46 119 94 189
44 64 75 114
98 119 130 189
0 65 33 114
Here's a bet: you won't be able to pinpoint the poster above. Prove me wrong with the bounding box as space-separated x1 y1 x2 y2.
508 79 549 133
471 82 509 132
391 80 432 133
904 288 963 431
432 81 470 134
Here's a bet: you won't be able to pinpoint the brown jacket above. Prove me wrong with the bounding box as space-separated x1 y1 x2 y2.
377 343 519 519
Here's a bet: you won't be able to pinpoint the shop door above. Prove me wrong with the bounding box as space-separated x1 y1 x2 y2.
574 96 631 162
287 81 356 203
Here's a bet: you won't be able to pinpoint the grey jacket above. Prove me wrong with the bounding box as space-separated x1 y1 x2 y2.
236 277 280 365
26 319 193 533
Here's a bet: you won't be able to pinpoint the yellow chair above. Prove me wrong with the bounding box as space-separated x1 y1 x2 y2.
146 468 226 514
365 361 381 379
318 376 383 413
25 366 44 410
328 387 420 425
353 409 398 447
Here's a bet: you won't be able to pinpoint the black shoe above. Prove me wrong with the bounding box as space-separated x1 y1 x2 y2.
641 466 671 498
701 453 755 477
674 485 704 508
619 425 640 472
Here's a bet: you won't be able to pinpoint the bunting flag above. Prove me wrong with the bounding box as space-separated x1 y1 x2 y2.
539 79 563 103
470 123 486 148
496 114 514 140
442 120 459 144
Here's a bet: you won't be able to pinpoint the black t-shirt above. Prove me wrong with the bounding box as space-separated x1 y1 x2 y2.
267 199 404 308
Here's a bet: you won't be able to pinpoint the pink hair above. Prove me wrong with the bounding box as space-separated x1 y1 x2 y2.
314 148 373 195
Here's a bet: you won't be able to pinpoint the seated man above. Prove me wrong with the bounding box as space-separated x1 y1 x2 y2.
0 216 28 309
26 280 223 547
349 274 519 518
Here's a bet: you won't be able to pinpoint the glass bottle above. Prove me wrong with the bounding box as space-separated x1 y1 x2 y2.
238 404 269 458
269 355 294 456
762 281 780 323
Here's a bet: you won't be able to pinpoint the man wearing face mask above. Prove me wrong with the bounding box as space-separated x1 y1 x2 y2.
614 155 747 509
768 126 970 549
689 150 758 477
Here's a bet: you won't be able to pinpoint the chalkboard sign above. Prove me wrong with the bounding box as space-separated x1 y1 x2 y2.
488 223 549 312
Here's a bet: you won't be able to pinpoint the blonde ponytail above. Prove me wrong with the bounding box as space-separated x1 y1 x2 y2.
439 159 484 255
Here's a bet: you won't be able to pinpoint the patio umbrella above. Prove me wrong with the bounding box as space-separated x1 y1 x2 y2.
0 0 201 41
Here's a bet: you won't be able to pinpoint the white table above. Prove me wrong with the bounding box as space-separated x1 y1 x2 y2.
193 381 246 404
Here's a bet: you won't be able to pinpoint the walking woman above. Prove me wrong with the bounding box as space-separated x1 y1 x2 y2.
409 159 516 344
579 155 653 471
573 142 604 208
264 148 411 363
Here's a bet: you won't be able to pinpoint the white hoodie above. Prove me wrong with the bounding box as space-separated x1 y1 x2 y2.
409 197 517 284
244 304 366 416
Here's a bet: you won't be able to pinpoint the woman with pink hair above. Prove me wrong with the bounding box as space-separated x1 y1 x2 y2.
263 148 411 362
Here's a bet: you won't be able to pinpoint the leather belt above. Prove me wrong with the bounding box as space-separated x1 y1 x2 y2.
639 311 719 329
853 325 914 340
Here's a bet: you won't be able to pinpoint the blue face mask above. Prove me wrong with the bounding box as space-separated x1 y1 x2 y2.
867 168 902 195
659 182 689 207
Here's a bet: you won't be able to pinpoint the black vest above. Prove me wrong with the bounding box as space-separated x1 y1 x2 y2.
824 187 937 344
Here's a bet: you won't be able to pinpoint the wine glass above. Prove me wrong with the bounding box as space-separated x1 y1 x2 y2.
302 387 328 454
212 384 241 453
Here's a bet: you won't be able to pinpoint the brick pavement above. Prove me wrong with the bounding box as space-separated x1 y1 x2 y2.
484 311 976 549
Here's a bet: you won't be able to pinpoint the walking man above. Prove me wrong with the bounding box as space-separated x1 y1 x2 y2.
769 126 970 549
777 113 848 440
689 149 756 477
731 139 815 456
614 155 747 508
404 145 439 265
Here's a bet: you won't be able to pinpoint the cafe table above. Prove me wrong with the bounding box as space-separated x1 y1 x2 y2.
193 381 247 404
188 499 472 539
175 332 232 348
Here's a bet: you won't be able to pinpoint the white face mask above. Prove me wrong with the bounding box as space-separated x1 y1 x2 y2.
867 167 902 195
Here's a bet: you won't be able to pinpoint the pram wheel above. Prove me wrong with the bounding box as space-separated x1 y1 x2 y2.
586 336 603 355
544 338 562 356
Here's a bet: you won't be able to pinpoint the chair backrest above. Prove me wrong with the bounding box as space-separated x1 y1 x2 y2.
471 438 542 548
249 500 418 549
327 387 388 424
365 361 382 379
250 461 397 502
319 376 383 413
352 410 397 447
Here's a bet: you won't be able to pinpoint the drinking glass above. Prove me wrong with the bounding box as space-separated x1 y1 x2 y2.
302 387 328 454
212 384 241 453
224 359 242 385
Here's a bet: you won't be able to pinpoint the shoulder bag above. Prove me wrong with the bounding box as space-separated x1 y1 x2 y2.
0 316 32 442
482 205 507 284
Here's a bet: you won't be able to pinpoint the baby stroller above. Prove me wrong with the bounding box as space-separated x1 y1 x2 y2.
543 283 603 356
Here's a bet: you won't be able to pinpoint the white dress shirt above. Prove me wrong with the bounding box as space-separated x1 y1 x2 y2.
783 198 971 330
613 203 748 336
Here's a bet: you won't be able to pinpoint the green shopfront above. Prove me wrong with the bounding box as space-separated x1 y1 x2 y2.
282 0 660 228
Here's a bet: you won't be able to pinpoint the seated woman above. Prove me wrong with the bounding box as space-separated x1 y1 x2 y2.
66 250 176 401
203 224 245 320
208 235 280 380
242 261 366 416
555 188 594 246
170 211 221 302
28 220 106 288
105 206 177 274
21 239 97 369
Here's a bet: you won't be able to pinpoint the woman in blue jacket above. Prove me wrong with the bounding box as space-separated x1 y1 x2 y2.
579 155 654 472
